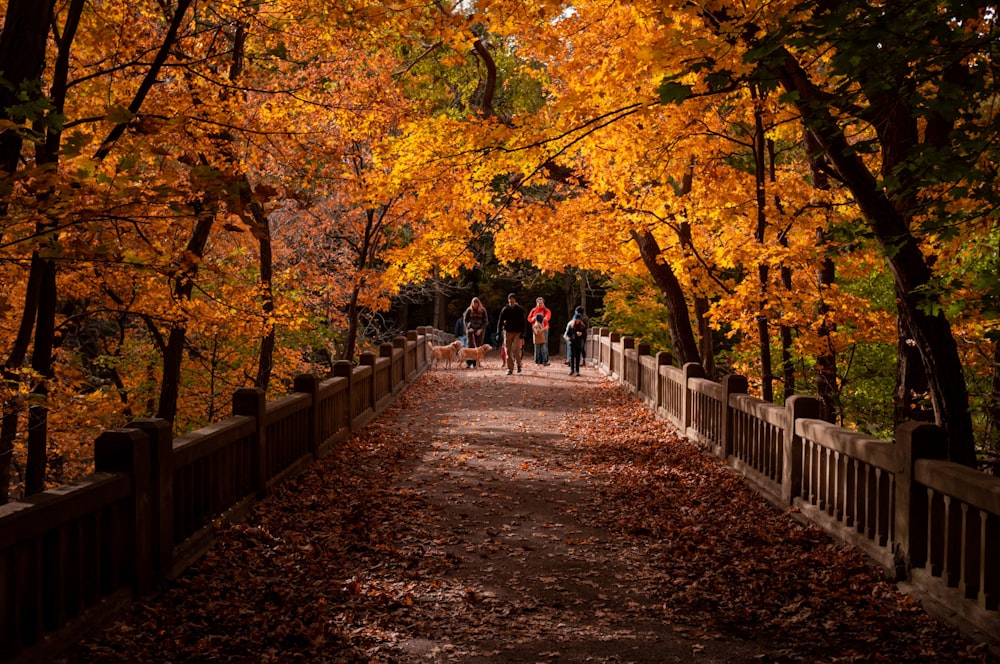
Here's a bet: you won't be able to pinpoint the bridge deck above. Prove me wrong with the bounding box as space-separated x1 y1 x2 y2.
64 360 991 663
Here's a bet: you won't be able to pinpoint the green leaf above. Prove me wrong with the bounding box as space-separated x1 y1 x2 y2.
106 105 135 125
657 81 692 105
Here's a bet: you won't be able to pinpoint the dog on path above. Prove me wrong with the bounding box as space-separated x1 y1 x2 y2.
428 339 463 370
457 343 492 368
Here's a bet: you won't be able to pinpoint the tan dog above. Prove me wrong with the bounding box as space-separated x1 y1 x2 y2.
428 339 463 370
457 343 492 368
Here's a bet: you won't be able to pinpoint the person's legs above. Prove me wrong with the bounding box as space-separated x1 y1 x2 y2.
504 332 516 373
514 333 523 371
466 332 475 368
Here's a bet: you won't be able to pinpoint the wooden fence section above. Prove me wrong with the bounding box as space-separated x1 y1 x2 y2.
588 327 1000 641
0 327 446 663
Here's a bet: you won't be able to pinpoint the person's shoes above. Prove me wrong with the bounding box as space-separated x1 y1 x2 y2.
575 371 581 376
544 362 550 366
569 370 574 375
517 365 521 373
507 370 513 375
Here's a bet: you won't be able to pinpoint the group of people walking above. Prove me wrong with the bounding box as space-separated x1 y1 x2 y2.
454 294 589 376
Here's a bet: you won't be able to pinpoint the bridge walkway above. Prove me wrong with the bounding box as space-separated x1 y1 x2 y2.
63 359 993 663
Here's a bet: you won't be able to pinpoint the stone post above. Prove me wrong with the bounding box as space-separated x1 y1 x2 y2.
893 421 948 578
720 374 748 460
680 362 705 432
293 374 320 459
233 387 267 497
95 428 153 595
360 351 377 409
637 342 651 401
655 351 673 415
781 395 821 506
124 418 173 583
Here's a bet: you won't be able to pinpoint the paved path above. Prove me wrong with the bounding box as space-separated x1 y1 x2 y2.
380 359 770 662
66 354 995 663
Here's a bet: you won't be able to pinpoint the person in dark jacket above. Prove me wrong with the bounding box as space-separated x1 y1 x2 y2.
497 293 527 375
567 312 588 376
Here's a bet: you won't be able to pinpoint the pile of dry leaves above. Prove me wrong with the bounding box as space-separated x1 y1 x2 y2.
61 368 998 663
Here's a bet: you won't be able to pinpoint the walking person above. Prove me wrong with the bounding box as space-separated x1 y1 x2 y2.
527 297 552 366
532 314 549 365
574 306 590 367
497 293 527 375
463 297 489 368
454 314 467 347
567 312 587 376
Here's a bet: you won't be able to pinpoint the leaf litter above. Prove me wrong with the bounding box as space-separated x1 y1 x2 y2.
62 369 998 663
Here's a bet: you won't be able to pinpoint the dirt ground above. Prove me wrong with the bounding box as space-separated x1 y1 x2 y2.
64 354 999 663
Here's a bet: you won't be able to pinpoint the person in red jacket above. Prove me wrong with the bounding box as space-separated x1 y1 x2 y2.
527 297 551 366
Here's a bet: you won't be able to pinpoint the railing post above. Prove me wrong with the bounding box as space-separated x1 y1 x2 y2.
124 418 173 584
333 360 353 433
360 351 377 409
681 362 705 431
415 327 429 368
394 335 408 379
782 395 821 506
233 387 267 497
720 374 748 460
609 331 621 378
406 330 419 378
94 428 154 596
655 351 673 415
622 337 635 389
894 421 948 578
380 343 397 392
293 374 320 459
637 342 651 400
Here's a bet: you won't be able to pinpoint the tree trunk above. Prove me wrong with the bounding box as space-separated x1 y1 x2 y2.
695 296 714 378
631 230 701 366
250 200 275 391
752 90 773 401
25 257 56 496
0 0 58 502
777 53 977 465
815 229 838 424
343 286 361 362
0 0 55 177
155 213 214 423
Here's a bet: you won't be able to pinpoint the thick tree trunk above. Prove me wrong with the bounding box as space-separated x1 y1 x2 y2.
631 230 701 366
0 0 58 502
0 0 55 177
777 54 977 465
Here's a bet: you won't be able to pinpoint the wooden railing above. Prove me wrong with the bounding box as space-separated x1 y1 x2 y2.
587 327 1000 640
0 327 447 663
